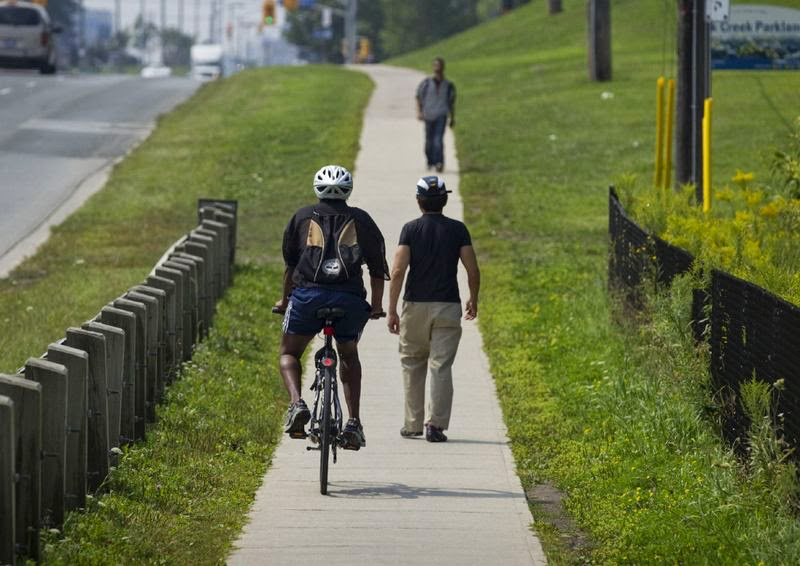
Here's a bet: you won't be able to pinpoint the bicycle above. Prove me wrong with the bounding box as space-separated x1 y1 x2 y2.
273 305 384 495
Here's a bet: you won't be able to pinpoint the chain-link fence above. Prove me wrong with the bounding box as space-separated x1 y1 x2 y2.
608 187 800 452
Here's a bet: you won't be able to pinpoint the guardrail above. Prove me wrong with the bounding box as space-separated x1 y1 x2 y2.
0 199 237 565
608 187 800 453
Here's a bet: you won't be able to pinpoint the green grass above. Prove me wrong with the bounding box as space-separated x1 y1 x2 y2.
392 0 800 563
0 66 373 563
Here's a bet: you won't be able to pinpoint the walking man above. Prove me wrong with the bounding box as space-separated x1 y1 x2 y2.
416 57 456 173
387 176 480 442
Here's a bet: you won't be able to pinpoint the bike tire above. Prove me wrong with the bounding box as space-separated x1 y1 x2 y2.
320 365 333 495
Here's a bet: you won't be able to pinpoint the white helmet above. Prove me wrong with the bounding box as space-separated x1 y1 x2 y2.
313 165 353 200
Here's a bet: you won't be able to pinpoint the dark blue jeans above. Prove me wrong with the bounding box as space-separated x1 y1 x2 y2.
424 115 447 167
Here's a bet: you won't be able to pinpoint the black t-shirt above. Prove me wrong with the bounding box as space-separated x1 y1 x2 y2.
282 199 389 296
399 213 471 303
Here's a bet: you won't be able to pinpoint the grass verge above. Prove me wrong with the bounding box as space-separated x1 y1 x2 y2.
0 66 373 563
392 0 800 562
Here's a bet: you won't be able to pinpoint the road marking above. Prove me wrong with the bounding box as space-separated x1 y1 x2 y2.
0 88 11 96
26 81 36 88
17 118 150 136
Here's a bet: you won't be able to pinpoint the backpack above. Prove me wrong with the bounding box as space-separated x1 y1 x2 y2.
295 208 363 284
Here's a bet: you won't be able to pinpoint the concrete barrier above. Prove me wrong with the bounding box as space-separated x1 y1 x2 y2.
63 329 109 493
111 300 148 440
125 292 159 421
98 308 137 445
0 375 41 561
0 395 15 566
81 322 124 454
23 359 68 528
44 344 89 511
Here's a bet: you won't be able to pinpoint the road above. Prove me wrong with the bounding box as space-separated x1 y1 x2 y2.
0 70 199 276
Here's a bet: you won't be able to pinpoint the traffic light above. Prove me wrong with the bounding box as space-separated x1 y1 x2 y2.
262 0 276 25
283 0 299 10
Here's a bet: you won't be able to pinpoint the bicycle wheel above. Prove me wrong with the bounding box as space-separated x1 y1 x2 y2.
320 365 333 495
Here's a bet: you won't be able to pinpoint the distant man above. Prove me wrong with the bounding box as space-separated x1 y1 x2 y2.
416 57 456 173
387 176 480 442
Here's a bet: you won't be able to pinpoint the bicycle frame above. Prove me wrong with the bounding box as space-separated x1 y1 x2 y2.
307 321 344 464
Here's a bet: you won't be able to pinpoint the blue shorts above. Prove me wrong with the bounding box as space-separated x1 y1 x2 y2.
283 287 371 342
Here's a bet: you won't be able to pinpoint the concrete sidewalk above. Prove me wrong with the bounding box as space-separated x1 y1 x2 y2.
228 65 546 566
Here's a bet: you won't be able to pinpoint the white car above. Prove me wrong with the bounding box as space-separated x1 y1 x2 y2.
0 0 60 74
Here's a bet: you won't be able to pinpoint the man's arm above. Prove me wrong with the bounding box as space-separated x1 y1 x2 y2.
369 276 385 319
387 245 411 334
274 265 295 311
416 79 425 121
448 82 456 128
460 245 480 320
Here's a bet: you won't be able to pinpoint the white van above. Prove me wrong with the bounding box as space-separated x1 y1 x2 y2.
0 0 60 74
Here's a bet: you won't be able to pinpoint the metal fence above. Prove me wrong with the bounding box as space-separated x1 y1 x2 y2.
608 187 800 452
0 199 237 565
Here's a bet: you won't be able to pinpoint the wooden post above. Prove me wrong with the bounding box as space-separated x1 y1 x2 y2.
181 241 212 335
82 322 125 453
549 0 562 14
111 300 148 440
191 231 220 303
587 0 612 81
45 344 89 511
198 198 238 264
143 277 178 383
130 286 168 395
167 254 202 343
126 292 159 422
201 220 231 289
0 375 41 561
157 265 194 354
64 329 109 493
23 359 68 528
98 308 137 444
0 395 15 566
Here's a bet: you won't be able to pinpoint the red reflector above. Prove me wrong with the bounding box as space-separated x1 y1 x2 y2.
323 327 334 336
41 32 49 46
322 358 334 367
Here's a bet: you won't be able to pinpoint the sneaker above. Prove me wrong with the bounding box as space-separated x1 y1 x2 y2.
425 424 447 443
435 163 444 173
284 400 311 438
400 427 423 438
341 418 366 450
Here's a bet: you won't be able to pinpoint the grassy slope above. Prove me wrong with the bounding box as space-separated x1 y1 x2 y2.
392 0 800 563
0 67 373 563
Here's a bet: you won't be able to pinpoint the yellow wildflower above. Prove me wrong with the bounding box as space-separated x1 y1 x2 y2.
732 169 755 186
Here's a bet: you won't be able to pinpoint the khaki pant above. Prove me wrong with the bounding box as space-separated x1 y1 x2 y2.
399 301 462 431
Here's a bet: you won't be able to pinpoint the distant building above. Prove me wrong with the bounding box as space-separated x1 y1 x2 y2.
84 9 112 46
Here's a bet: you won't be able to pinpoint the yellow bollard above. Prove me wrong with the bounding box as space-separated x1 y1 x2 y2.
702 97 713 213
654 76 665 187
662 79 675 190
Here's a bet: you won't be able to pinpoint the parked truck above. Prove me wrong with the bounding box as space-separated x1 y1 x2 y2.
191 44 224 81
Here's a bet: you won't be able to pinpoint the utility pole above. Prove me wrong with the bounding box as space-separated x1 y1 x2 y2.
587 0 611 81
549 0 562 14
114 0 121 34
160 0 166 31
675 0 710 195
178 0 185 33
344 0 357 64
139 0 145 26
194 0 200 39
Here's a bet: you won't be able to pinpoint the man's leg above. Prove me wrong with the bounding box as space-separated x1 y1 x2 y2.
336 339 361 420
424 119 436 166
426 303 462 431
399 302 432 433
279 333 315 403
432 116 447 168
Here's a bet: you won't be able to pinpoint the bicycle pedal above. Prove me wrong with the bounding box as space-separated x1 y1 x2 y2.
289 431 307 439
306 446 320 451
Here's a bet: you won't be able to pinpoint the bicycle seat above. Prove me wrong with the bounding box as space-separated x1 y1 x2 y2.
316 307 346 321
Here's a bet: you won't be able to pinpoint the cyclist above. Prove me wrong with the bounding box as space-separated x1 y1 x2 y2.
275 165 389 450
